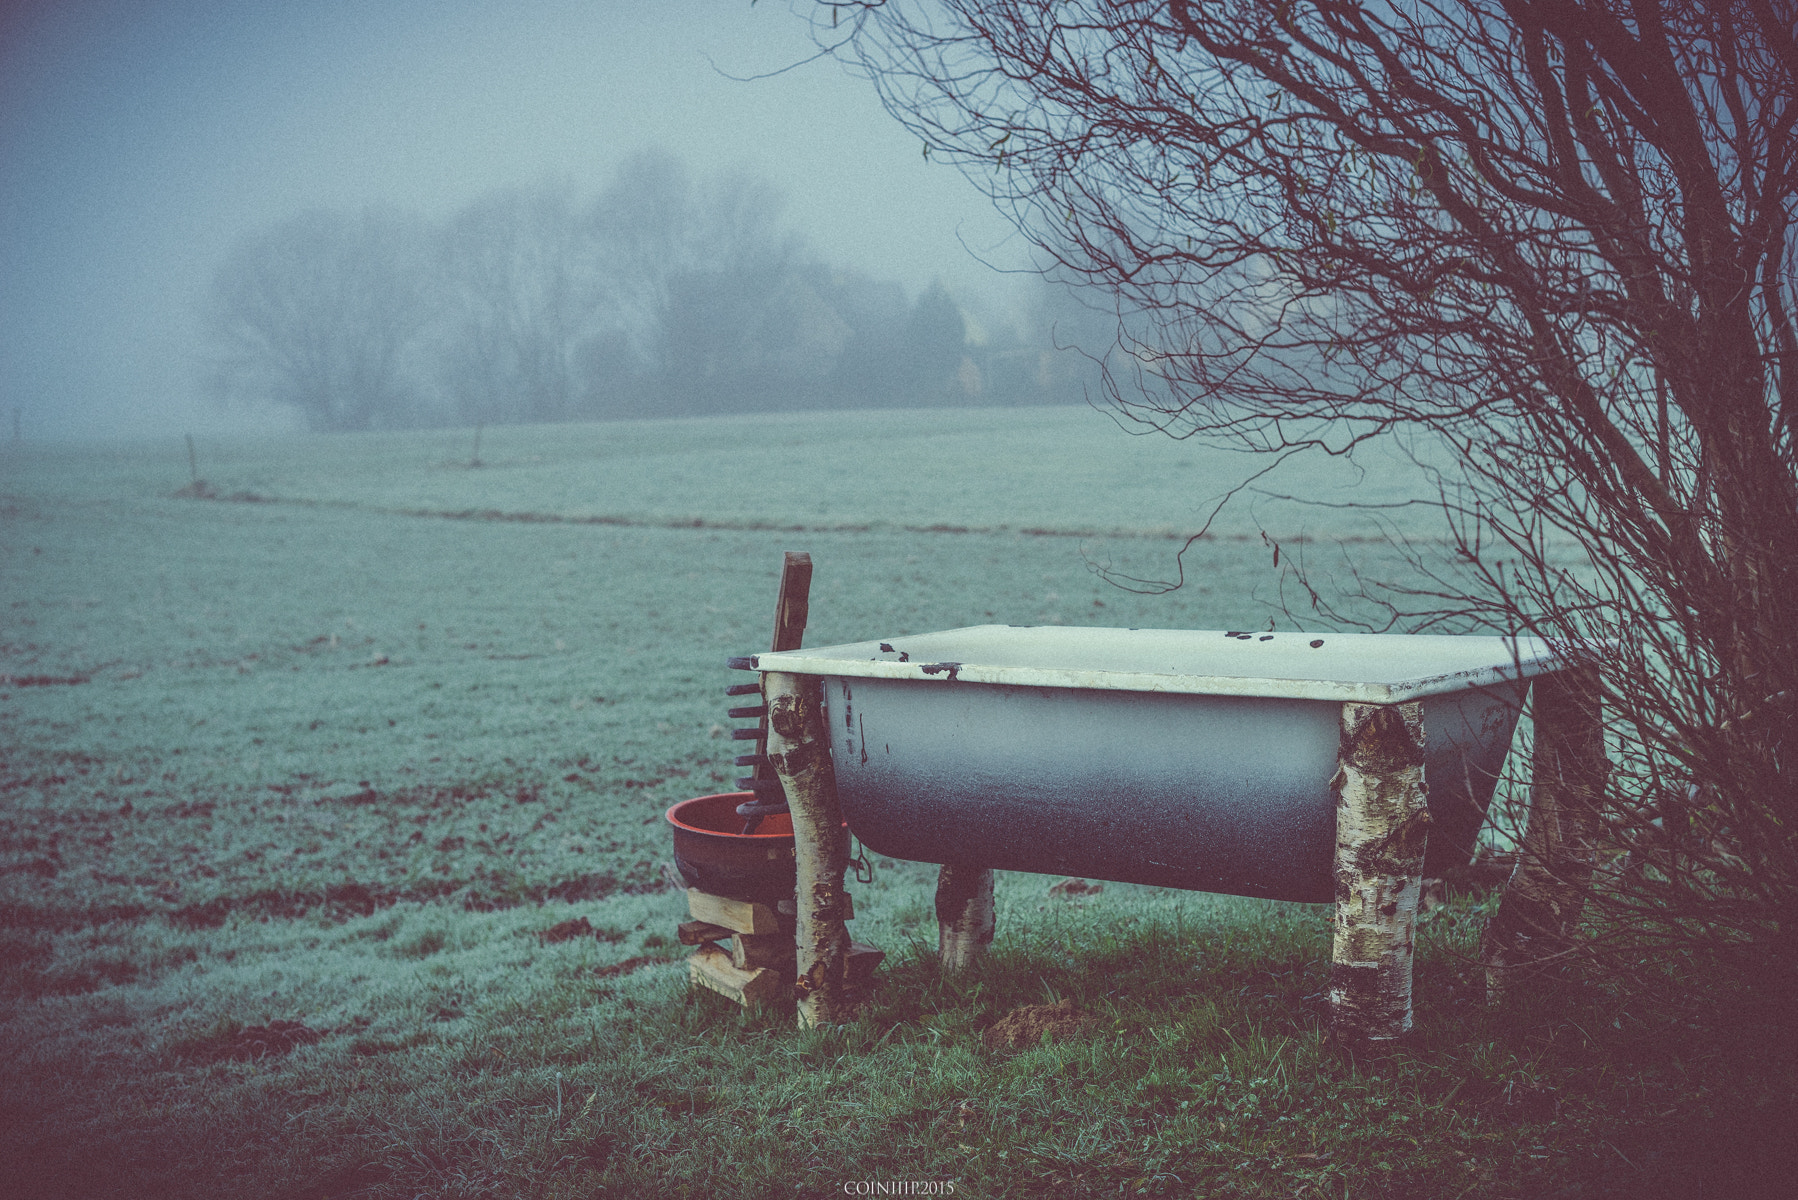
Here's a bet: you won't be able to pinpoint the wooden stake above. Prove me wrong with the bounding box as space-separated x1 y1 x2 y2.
753 552 812 790
1330 700 1430 1042
763 670 854 1027
770 552 812 653
936 864 995 971
1483 666 1605 1004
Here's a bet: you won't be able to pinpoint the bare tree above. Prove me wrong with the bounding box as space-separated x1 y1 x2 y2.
824 0 1798 1024
653 170 818 413
204 208 434 431
585 152 785 413
435 185 603 427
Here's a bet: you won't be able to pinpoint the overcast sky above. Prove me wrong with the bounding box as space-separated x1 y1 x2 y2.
0 0 1033 441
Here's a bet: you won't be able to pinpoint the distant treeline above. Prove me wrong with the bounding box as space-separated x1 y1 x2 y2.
202 150 1112 432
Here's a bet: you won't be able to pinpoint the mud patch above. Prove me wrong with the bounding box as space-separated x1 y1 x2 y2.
0 674 89 688
539 916 594 943
176 1019 322 1063
227 1020 321 1060
982 999 1096 1050
543 872 619 902
594 954 671 979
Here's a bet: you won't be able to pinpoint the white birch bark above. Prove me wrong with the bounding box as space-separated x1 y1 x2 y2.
762 670 854 1028
1330 700 1430 1042
935 865 995 971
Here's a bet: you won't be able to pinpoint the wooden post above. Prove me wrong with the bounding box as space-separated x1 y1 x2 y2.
770 553 812 652
936 865 995 971
763 670 855 1027
1330 700 1430 1042
1483 665 1605 1004
750 553 812 799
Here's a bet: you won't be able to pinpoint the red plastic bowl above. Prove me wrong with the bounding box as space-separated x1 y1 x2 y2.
666 792 796 904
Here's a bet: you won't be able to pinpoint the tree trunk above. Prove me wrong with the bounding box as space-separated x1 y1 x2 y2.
936 865 995 971
1484 666 1605 1004
1330 700 1430 1042
762 670 854 1027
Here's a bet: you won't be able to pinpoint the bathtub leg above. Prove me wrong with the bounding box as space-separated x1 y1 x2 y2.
1483 665 1604 1005
936 865 995 971
1330 700 1430 1042
763 670 855 1028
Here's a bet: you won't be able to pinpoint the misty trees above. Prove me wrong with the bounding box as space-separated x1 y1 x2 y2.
612 156 824 415
827 0 1798 1022
435 186 600 427
818 268 912 405
203 208 434 431
901 280 970 400
204 151 1100 431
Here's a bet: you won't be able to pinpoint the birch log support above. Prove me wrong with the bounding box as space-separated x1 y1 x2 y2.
1483 666 1605 1005
1330 700 1430 1042
763 670 854 1028
935 865 995 971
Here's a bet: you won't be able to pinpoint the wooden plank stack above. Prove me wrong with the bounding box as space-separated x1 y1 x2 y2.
681 888 882 1009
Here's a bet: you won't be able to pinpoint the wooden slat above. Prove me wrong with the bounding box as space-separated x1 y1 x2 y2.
730 932 798 971
677 919 736 946
688 943 785 1008
687 889 780 935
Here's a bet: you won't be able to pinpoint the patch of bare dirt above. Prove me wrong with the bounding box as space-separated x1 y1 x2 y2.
982 999 1096 1049
177 1020 324 1063
228 1020 321 1060
1048 877 1103 898
540 916 594 943
0 674 90 688
594 954 669 979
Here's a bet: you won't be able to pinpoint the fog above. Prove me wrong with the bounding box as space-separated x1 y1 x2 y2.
0 0 1041 441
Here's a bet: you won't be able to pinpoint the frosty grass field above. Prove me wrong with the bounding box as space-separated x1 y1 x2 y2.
3 406 1712 1199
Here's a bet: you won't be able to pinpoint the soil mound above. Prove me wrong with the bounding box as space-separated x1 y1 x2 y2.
223 1020 321 1061
982 999 1094 1049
